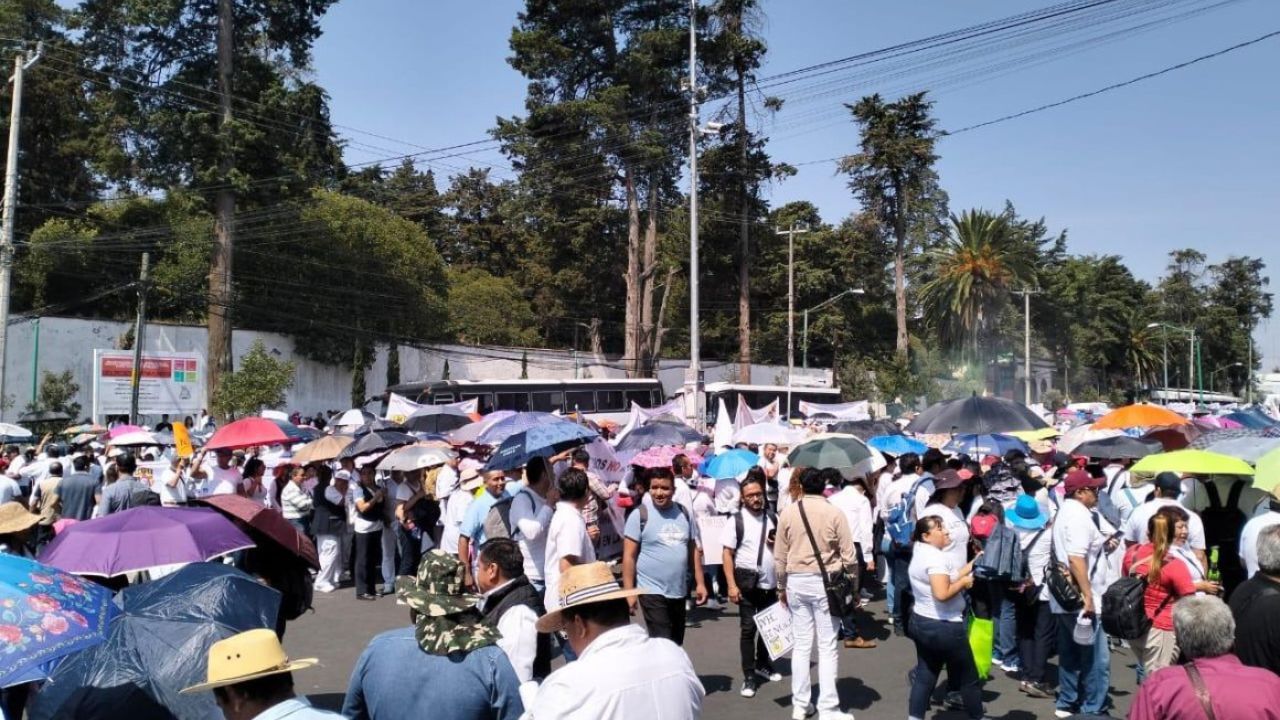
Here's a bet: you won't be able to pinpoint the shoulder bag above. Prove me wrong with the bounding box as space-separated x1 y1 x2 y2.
797 499 856 616
732 510 770 591
1184 661 1217 720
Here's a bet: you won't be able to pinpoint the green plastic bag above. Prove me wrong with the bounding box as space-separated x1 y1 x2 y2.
967 614 994 680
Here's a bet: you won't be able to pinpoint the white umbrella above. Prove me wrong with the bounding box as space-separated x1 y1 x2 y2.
731 422 807 447
332 408 375 428
377 445 456 472
0 422 32 440
1057 425 1123 454
260 409 289 422
110 430 163 446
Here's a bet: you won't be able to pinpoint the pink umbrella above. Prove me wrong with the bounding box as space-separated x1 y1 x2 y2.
107 424 146 439
1218 418 1244 429
629 445 704 469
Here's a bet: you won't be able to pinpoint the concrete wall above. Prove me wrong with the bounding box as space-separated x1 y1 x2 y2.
3 316 828 422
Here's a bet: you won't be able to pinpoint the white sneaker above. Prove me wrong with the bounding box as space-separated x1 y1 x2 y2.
740 683 756 698
791 705 815 720
755 668 783 682
818 712 854 720
313 584 335 594
705 598 722 610
1054 711 1072 719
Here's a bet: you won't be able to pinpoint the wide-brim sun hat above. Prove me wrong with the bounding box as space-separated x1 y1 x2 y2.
0 501 40 534
395 550 499 654
180 629 317 694
536 561 651 633
1008 494 1047 530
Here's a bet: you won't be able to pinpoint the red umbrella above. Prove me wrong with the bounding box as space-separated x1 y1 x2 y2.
195 494 319 569
205 417 294 451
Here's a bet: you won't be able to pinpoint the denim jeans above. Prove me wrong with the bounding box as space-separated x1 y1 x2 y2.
880 534 896 617
908 614 984 720
1055 613 1111 714
890 544 913 626
395 521 420 577
992 583 1021 668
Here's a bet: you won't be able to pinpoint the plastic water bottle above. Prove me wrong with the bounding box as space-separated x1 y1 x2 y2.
1208 546 1221 583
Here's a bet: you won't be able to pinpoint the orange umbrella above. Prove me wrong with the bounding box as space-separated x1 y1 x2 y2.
1093 404 1189 430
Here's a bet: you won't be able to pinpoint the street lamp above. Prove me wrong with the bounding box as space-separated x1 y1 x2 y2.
1147 322 1195 403
802 288 865 370
1210 362 1244 393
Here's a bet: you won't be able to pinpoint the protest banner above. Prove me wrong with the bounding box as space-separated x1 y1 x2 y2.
754 602 794 660
697 515 729 566
172 423 194 458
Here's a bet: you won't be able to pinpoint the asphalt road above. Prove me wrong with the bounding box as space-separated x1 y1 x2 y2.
286 590 1139 718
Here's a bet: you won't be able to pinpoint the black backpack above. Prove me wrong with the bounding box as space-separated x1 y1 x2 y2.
1201 480 1247 550
1101 557 1172 640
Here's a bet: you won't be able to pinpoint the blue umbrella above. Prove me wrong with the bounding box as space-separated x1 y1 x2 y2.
477 412 565 445
700 449 761 480
484 420 599 472
942 433 1029 458
0 555 118 688
1222 412 1275 431
867 435 927 456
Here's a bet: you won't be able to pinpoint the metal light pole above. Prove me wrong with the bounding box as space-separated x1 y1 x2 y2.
686 0 702 428
1209 362 1242 393
802 288 864 370
1014 288 1041 405
1147 322 1170 403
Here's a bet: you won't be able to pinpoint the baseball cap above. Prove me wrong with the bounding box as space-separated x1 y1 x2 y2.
1063 469 1104 494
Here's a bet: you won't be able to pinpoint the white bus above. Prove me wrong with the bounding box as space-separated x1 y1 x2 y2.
386 378 665 426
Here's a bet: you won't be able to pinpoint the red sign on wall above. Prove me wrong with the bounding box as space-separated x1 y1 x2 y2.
99 356 172 379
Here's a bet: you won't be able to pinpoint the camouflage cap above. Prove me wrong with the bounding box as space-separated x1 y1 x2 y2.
395 550 482 617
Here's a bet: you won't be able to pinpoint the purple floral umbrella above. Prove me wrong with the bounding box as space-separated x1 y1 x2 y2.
38 507 255 578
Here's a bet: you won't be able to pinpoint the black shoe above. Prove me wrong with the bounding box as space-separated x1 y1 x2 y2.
740 678 759 698
1020 680 1053 699
893 623 907 637
357 593 377 601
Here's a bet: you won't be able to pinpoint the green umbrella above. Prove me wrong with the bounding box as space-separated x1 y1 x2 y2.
1254 446 1280 492
1130 449 1254 477
787 435 873 473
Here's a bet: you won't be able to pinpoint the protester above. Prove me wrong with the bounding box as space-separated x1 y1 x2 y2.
96 454 147 516
824 469 877 650
179 628 339 719
26 460 61 550
242 458 270 506
1129 595 1280 720
350 467 387 601
670 454 698 515
882 452 926 634
311 466 346 594
774 467 856 720
1180 471 1265 597
758 443 782 508
442 468 481 557
906 515 984 720
1229 523 1280 676
721 473 780 698
458 470 515 587
528 562 704 720
1123 472 1208 571
622 466 707 645
280 465 313 536
565 447 615 550
542 467 595 614
1007 493 1054 699
343 551 523 720
392 469 431 579
57 454 98 521
0 502 39 556
192 448 243 497
378 470 399 597
476 537 550 683
1238 485 1280 579
1123 505 1221 676
0 466 19 505
509 456 556 593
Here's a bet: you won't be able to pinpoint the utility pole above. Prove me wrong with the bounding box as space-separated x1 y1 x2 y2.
1189 329 1196 406
129 253 150 424
0 46 41 420
207 0 235 420
1014 287 1041 405
1247 331 1253 404
778 223 808 420
686 0 703 429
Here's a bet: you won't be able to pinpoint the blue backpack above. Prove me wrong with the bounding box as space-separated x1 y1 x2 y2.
887 477 929 547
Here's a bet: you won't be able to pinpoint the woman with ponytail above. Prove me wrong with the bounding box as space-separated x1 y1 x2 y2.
1122 505 1221 677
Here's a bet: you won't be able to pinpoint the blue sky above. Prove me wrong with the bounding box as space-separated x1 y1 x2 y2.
310 0 1280 373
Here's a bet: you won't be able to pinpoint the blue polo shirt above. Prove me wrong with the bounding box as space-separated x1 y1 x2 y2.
458 481 525 547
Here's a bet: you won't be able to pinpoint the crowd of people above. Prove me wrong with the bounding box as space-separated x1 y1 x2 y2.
6 408 1280 720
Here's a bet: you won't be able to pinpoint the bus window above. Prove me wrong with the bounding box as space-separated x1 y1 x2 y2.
625 389 652 408
565 391 595 413
461 393 493 414
596 390 624 411
495 392 531 412
531 391 563 413
652 390 664 407
432 393 455 404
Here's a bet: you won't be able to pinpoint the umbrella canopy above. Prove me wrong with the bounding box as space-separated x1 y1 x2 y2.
1189 428 1269 450
628 445 705 469
1143 425 1201 451
447 411 518 445
942 433 1030 458
348 418 407 435
731 422 806 447
1058 426 1124 454
904 396 1048 435
701 448 763 480
377 444 456 472
290 434 353 464
484 422 599 472
1222 411 1275 430
19 410 70 424
614 420 703 455
1007 427 1061 442
0 555 117 689
787 436 873 474
1093 404 1189 430
107 424 146 439
38 507 255 577
336 429 417 460
62 423 105 436
866 435 927 456
28 563 280 720
0 422 32 439
1204 436 1280 464
1072 435 1163 460
195 494 319 570
109 430 163 447
1255 446 1280 492
1130 449 1255 477
478 412 567 446
331 408 376 428
827 419 903 441
204 418 303 451
403 411 471 434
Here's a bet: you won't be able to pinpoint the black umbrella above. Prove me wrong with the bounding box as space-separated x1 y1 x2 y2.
828 419 903 441
403 412 472 434
347 418 406 435
904 395 1048 435
1073 435 1163 460
615 420 703 455
19 409 71 424
338 429 417 459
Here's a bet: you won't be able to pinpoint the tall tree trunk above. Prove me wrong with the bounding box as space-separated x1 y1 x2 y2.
735 57 752 384
588 317 604 357
623 169 642 376
892 178 910 359
640 182 659 376
652 267 677 362
208 0 235 420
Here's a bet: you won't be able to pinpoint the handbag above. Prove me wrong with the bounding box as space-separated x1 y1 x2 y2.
733 510 770 591
1044 528 1100 614
797 499 857 617
966 613 994 680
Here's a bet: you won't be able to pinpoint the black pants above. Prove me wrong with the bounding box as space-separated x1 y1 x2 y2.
354 531 382 596
737 584 779 677
909 614 984 720
639 594 687 646
1016 598 1056 684
891 544 913 626
395 522 420 577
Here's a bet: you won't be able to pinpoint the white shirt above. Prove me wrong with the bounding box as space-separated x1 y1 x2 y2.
1050 498 1107 613
203 465 242 496
435 465 459 508
1122 497 1206 550
1240 510 1280 578
526 624 704 720
509 488 553 582
882 473 930 522
920 502 969 570
909 542 965 621
1111 479 1155 522
154 468 189 506
483 580 540 684
542 502 594 610
673 477 695 516
828 486 874 554
720 508 777 589
440 488 473 555
0 475 21 504
281 482 313 520
1014 521 1054 602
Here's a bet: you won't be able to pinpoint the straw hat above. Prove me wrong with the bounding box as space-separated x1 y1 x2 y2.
180 629 317 694
536 562 651 633
0 502 39 534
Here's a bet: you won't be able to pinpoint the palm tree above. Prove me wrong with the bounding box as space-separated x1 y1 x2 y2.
1124 314 1162 392
918 209 1037 360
